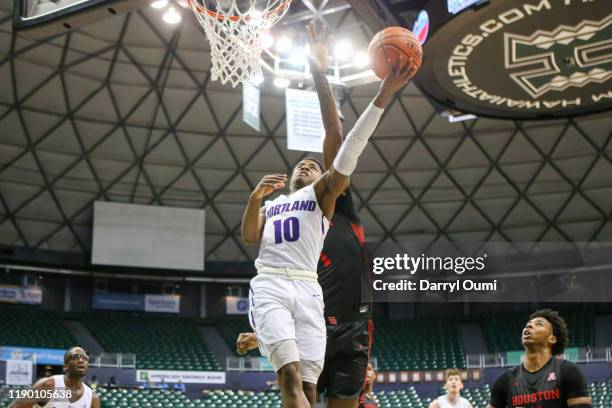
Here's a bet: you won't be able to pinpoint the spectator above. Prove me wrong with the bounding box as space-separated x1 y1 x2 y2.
89 376 99 390
173 380 186 391
359 362 378 408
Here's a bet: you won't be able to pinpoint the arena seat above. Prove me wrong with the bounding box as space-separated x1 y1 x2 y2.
458 384 491 408
589 380 612 408
0 306 76 349
216 319 261 357
9 382 606 408
481 308 594 352
96 387 284 408
83 314 221 371
373 319 465 371
200 389 283 407
97 387 194 408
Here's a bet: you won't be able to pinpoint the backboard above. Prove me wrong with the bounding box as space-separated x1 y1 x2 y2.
13 0 150 39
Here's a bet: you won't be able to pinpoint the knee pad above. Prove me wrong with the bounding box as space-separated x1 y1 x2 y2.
300 359 323 385
268 339 300 373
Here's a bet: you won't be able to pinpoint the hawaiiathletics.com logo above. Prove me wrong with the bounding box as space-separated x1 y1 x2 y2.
504 14 612 98
418 0 612 119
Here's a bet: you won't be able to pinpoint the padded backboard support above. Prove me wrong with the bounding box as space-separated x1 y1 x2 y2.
13 0 150 39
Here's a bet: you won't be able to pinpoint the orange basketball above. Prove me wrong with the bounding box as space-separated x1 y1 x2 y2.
368 26 422 80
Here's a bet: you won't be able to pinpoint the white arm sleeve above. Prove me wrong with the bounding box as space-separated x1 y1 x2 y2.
332 102 384 176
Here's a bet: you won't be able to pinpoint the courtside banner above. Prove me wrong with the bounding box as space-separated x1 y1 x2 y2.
362 242 612 302
0 347 64 365
93 293 180 313
144 295 180 314
6 359 33 386
92 292 144 311
0 285 42 305
285 88 325 153
136 370 226 384
225 296 249 315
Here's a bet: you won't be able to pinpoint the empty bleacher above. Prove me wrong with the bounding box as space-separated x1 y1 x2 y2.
0 306 76 349
481 309 594 352
83 314 221 371
460 384 490 408
374 387 430 408
216 319 261 357
3 380 609 408
590 379 612 408
373 319 466 371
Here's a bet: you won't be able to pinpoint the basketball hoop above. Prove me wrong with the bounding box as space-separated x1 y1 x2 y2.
188 0 292 87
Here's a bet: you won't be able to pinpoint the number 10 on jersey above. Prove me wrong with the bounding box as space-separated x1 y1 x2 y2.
273 217 300 244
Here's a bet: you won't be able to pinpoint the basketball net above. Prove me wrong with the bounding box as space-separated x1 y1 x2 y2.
189 0 292 87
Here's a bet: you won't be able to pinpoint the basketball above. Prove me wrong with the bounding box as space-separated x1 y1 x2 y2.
368 26 422 80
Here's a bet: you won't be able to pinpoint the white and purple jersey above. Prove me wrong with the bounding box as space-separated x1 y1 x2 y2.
255 184 329 273
43 375 93 408
437 395 470 408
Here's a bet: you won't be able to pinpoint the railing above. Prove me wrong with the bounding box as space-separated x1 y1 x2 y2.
88 353 136 369
227 355 378 372
466 346 611 368
226 356 273 372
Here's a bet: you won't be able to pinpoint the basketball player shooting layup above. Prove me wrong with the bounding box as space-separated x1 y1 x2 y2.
488 309 592 408
9 346 100 408
241 40 413 408
238 22 385 408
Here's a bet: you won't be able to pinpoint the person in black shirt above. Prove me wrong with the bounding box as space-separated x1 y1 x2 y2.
488 309 592 408
236 22 383 408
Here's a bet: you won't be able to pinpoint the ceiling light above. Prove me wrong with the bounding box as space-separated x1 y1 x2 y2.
150 0 168 9
273 77 290 88
163 7 181 24
275 36 293 54
334 40 354 61
289 47 307 66
355 51 370 68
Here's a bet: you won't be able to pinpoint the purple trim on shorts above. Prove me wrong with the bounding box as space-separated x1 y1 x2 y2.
249 286 256 329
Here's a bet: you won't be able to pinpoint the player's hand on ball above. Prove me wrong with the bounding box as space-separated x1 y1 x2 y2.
236 332 258 355
380 55 414 96
252 174 287 199
306 21 330 72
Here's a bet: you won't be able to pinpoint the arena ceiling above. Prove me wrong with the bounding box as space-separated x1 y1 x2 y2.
0 0 610 265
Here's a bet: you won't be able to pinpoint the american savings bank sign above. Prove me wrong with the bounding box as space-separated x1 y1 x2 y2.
415 0 612 119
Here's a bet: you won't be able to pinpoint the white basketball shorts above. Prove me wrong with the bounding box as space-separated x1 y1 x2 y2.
248 274 326 370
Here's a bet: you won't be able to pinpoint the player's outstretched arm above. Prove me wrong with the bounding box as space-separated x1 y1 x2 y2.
306 21 343 170
566 397 592 406
241 174 287 245
428 400 440 408
313 56 412 219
